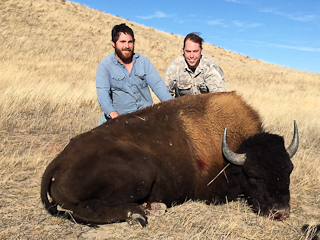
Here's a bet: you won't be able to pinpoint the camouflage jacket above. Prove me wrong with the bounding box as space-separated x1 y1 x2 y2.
164 55 227 97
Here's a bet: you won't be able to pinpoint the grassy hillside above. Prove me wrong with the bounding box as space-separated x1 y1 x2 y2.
1 0 319 239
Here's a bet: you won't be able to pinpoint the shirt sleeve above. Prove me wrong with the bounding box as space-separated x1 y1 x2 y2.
96 61 116 116
205 62 227 92
163 60 178 97
144 57 173 102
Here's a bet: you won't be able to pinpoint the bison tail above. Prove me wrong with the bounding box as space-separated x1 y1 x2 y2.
40 164 59 216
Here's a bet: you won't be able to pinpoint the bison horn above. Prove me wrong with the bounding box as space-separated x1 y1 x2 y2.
286 120 299 158
222 127 246 166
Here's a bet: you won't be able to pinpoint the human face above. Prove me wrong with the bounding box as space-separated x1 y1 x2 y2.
183 39 202 70
112 32 134 63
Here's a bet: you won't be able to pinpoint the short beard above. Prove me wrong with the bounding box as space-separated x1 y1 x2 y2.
115 46 134 63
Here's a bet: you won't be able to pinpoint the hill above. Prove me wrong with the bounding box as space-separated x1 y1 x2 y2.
1 0 319 239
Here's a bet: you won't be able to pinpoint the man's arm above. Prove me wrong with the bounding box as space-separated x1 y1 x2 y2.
144 58 173 101
163 60 178 98
96 62 118 116
204 61 227 92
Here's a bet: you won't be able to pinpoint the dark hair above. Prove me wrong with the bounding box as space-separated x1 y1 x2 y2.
183 32 204 49
111 23 135 43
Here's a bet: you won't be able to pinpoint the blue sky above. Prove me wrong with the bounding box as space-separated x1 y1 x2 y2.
72 0 320 74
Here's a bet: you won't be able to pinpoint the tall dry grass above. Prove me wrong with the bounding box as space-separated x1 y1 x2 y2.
0 0 319 239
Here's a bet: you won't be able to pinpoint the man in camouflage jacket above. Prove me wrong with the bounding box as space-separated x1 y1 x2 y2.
164 33 227 97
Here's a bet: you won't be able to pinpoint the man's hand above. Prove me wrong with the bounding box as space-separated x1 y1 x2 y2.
109 111 120 119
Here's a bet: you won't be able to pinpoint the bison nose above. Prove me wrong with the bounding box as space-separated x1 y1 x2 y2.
271 207 290 221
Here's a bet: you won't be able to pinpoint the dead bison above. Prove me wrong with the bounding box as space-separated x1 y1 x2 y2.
41 91 299 227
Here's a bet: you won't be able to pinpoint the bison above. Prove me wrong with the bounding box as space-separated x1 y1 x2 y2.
41 91 299 227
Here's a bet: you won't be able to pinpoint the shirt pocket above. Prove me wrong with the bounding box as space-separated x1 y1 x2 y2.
177 82 193 96
134 70 148 88
110 73 126 90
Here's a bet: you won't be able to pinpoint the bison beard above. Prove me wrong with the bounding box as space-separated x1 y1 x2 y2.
41 91 298 227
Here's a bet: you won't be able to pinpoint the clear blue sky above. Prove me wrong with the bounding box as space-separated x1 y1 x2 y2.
72 0 320 74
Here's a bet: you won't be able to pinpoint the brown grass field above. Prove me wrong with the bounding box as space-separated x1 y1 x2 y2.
1 0 320 239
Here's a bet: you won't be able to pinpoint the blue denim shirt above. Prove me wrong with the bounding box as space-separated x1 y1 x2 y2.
96 53 172 117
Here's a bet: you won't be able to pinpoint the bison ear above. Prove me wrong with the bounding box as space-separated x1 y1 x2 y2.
286 120 299 158
222 127 246 166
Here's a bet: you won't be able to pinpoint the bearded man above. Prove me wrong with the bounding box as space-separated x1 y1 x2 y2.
96 23 172 125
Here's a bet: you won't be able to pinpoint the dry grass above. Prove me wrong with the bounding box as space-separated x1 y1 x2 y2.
1 0 320 239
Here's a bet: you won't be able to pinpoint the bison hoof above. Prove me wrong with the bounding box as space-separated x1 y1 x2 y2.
141 202 167 216
126 212 147 228
148 202 167 216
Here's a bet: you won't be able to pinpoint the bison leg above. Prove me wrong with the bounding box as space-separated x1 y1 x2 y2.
70 200 147 227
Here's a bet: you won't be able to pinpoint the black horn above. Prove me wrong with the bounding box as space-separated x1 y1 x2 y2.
222 127 246 166
286 120 299 158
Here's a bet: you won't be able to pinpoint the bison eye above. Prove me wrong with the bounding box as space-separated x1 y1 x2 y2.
248 177 263 185
245 170 263 179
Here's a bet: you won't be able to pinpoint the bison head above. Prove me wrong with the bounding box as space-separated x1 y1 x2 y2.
222 121 299 220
